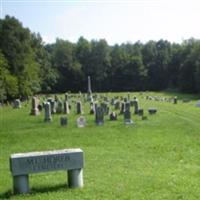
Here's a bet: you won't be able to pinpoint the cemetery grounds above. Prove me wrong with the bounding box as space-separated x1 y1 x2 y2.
0 92 200 200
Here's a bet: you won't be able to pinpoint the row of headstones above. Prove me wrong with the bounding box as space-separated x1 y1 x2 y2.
45 101 157 126
30 96 136 115
13 94 158 117
145 95 178 104
28 96 158 121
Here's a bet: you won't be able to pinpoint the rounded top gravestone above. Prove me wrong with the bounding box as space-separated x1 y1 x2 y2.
77 116 86 128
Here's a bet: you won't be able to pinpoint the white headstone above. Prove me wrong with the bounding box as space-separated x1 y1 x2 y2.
77 116 86 128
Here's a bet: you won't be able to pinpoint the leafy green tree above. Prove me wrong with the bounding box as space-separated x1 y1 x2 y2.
76 37 91 90
0 51 18 100
31 33 58 93
123 56 147 91
87 39 111 91
0 51 8 101
110 44 129 91
52 39 82 92
142 40 171 90
0 15 41 98
179 39 200 93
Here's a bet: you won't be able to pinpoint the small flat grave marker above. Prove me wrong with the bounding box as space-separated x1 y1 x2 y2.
138 109 144 116
13 99 21 109
77 116 86 128
110 112 117 121
60 116 68 126
148 108 157 114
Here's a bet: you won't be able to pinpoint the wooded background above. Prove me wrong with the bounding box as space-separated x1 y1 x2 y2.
1 16 200 100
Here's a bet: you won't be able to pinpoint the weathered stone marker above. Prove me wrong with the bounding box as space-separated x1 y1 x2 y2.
60 116 68 126
13 99 21 109
124 110 133 124
30 96 40 116
44 102 52 122
110 111 117 121
76 101 83 114
64 101 70 114
56 100 63 114
87 76 93 101
173 96 178 104
10 148 84 194
133 98 139 114
77 116 86 128
95 106 104 125
148 108 157 114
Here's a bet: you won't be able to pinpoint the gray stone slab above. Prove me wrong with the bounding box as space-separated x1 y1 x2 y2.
10 149 84 176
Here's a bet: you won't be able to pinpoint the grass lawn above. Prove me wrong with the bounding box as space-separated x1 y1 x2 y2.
0 92 200 200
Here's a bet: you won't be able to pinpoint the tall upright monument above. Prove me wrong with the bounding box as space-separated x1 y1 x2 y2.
87 76 92 95
87 76 93 102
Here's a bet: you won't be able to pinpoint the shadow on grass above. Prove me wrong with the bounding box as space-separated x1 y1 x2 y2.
0 183 68 199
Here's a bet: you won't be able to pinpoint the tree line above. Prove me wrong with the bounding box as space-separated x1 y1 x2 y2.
1 15 200 101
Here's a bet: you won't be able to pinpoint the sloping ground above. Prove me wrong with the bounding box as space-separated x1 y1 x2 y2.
0 92 200 200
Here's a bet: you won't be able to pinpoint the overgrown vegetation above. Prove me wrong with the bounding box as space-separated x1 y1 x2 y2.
1 16 200 101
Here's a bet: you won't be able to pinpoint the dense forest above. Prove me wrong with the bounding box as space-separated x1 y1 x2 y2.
0 15 200 101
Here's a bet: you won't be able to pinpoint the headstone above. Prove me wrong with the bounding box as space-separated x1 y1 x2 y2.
10 148 84 194
64 101 70 114
47 98 56 114
133 98 139 114
30 97 40 116
173 96 178 104
65 93 69 101
89 102 95 114
95 106 104 125
124 110 133 124
87 76 92 95
124 97 128 103
125 102 131 111
38 104 43 111
13 99 21 109
44 102 52 122
56 100 63 114
120 102 125 114
110 112 117 121
101 102 109 115
76 101 83 114
138 109 144 116
60 116 68 126
148 108 157 114
77 116 86 128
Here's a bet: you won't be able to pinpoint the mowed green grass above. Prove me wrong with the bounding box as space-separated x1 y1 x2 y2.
0 92 200 200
